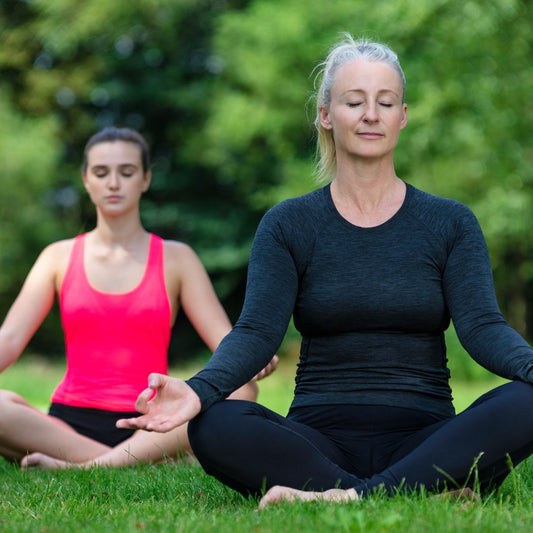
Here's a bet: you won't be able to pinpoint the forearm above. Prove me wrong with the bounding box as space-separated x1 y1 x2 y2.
445 211 533 382
187 328 283 410
188 208 299 409
457 318 533 382
0 331 24 372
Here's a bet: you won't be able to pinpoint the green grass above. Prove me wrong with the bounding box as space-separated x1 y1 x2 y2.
0 355 532 532
1 455 532 532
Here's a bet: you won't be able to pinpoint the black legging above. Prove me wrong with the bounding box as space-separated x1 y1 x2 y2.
188 381 533 497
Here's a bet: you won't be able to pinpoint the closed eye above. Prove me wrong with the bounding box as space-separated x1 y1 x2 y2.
119 165 137 177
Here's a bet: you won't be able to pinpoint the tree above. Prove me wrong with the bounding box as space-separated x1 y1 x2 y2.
197 0 533 336
1 0 532 363
0 0 254 358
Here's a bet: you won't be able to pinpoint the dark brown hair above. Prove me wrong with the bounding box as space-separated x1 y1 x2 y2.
82 127 150 173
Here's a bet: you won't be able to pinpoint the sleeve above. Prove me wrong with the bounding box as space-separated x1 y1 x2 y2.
186 206 300 411
443 207 533 383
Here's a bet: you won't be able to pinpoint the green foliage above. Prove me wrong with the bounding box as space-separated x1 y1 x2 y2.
1 0 532 364
0 0 256 358
200 0 533 338
0 95 62 289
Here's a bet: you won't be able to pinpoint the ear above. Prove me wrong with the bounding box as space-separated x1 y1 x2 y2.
319 106 333 130
399 103 408 130
81 172 90 191
141 170 152 193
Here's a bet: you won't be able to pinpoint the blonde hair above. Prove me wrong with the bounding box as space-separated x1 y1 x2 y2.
313 34 405 183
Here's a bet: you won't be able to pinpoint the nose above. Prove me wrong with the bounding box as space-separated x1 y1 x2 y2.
107 171 120 189
362 102 379 123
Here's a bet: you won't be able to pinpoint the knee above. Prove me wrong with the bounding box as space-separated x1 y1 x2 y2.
189 401 242 445
188 400 255 460
506 380 533 402
0 390 28 430
491 381 533 424
512 381 533 414
0 389 26 408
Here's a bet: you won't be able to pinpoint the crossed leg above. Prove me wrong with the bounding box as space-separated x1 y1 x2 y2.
0 390 110 463
0 390 191 469
7 380 260 469
188 381 533 508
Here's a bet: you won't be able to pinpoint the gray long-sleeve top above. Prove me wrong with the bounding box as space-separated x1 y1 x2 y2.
187 183 533 417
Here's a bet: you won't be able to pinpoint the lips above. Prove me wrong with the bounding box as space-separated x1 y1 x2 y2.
357 131 384 139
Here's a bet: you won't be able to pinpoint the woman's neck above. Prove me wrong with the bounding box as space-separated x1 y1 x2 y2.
330 165 406 228
91 212 147 249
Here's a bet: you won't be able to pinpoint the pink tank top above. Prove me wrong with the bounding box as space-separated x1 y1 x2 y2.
51 233 171 411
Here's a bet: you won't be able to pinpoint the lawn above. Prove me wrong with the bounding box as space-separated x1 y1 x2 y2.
0 355 532 532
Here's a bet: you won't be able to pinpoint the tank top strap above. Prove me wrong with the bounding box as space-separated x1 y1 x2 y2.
146 233 164 273
69 233 86 268
60 233 87 302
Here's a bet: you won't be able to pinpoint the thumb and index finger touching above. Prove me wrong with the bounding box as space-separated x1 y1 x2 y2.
116 373 201 432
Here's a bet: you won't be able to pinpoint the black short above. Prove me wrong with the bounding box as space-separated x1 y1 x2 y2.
49 403 141 447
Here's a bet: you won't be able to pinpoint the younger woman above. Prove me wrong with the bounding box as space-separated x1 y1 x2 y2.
0 127 277 469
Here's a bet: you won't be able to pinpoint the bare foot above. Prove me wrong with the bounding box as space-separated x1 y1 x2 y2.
258 485 359 510
21 452 73 470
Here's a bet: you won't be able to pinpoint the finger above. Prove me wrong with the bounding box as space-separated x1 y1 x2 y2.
257 497 267 511
147 372 165 389
116 416 173 433
261 356 279 378
116 412 178 432
135 386 156 413
116 416 147 430
147 421 178 433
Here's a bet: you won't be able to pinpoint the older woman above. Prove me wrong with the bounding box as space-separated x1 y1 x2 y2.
119 35 533 506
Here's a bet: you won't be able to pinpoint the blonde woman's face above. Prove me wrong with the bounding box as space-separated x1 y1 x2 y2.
319 59 407 162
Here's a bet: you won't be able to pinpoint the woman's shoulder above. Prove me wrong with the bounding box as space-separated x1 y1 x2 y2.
271 186 325 210
23 238 78 290
406 184 482 246
160 238 210 300
161 238 194 257
262 187 327 226
161 238 203 272
409 183 472 212
407 183 477 223
38 238 77 263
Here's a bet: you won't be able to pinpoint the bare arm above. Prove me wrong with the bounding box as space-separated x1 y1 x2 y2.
118 242 282 435
166 242 277 399
0 242 65 372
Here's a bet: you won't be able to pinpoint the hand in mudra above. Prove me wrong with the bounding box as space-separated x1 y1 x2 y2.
116 373 201 433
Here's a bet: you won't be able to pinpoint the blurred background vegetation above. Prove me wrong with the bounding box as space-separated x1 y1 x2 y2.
0 0 532 381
